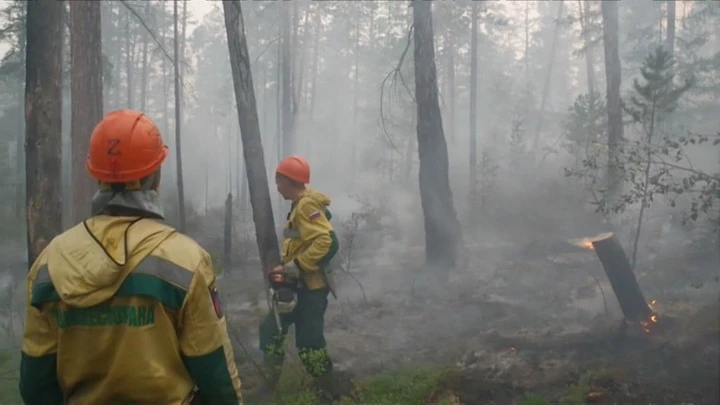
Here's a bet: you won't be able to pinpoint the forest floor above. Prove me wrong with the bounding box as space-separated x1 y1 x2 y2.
1 219 717 404
221 238 720 405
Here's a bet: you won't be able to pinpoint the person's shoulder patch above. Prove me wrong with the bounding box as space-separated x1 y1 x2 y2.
308 210 321 221
209 286 223 319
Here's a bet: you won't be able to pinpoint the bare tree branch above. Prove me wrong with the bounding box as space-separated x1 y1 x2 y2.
118 0 198 104
118 0 174 65
251 36 280 67
379 24 416 153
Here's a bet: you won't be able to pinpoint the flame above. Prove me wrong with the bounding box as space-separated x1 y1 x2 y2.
567 232 613 250
580 239 595 250
568 238 595 250
640 312 660 333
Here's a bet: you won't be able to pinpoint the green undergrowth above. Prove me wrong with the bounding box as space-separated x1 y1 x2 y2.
518 371 595 405
273 363 457 405
273 360 600 405
344 366 457 405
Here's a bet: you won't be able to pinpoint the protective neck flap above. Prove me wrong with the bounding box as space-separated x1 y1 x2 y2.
91 189 165 219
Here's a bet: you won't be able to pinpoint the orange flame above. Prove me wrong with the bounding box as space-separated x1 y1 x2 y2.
640 312 659 333
569 238 595 250
567 232 614 250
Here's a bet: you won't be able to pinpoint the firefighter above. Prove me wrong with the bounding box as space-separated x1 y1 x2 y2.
19 109 243 405
257 155 340 398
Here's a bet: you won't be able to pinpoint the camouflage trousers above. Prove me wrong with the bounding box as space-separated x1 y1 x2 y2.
259 287 333 377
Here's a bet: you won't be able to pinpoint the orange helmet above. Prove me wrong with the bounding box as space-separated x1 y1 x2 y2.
276 155 310 184
86 109 168 183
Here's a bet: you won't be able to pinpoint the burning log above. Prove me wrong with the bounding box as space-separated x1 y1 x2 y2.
569 232 658 332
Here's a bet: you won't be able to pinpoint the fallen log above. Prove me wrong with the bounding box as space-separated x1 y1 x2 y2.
569 232 656 330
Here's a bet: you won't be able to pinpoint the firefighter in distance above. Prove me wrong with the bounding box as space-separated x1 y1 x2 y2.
259 155 340 398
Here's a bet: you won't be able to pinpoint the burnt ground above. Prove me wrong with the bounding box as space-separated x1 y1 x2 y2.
219 239 719 404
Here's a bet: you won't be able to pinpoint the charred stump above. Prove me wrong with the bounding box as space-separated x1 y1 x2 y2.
570 232 658 333
591 233 652 322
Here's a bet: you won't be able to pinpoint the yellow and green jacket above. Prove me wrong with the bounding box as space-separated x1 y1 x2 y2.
20 216 243 405
282 188 339 290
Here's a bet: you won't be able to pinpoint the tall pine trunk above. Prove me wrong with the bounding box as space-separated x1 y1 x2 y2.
468 2 478 217
578 0 596 95
601 0 624 207
412 0 462 269
223 0 282 287
124 12 134 108
173 0 186 231
15 4 27 220
140 2 149 112
25 0 64 265
280 2 294 156
532 1 564 150
70 1 103 223
351 3 362 183
446 24 456 144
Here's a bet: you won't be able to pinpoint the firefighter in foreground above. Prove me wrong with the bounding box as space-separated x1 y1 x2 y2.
258 155 340 398
19 109 243 404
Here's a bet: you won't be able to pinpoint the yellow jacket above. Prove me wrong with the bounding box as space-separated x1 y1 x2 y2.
282 188 337 290
20 216 243 405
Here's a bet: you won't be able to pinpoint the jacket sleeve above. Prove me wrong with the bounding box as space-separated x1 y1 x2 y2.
179 254 243 405
293 199 333 272
19 261 63 405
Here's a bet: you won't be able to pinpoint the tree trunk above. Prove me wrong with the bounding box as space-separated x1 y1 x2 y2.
275 16 284 224
291 0 299 114
468 2 478 216
665 1 676 117
140 2 149 112
403 107 417 185
578 0 596 95
295 9 310 113
280 2 294 156
308 18 320 124
446 25 456 144
15 4 27 220
124 12 134 109
173 0 186 231
351 3 362 184
412 0 462 268
162 62 170 138
524 2 530 80
25 0 64 265
223 192 233 276
111 16 121 109
70 1 103 223
532 1 564 150
181 0 188 95
601 0 624 206
223 0 282 282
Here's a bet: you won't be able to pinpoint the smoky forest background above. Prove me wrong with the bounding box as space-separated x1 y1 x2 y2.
0 0 718 403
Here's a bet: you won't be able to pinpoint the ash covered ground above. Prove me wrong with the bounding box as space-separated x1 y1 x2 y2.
207 213 720 404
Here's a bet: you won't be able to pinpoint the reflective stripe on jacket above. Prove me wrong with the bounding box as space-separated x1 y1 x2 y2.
20 215 243 405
